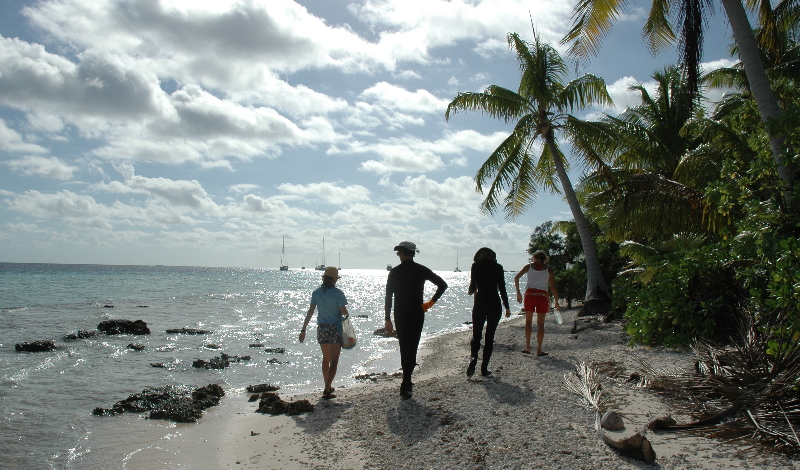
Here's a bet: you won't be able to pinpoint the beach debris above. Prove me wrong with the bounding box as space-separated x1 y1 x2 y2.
192 353 251 370
250 431 260 436
127 343 145 351
165 327 211 335
15 340 57 352
373 328 397 337
97 319 151 335
263 347 285 354
63 330 99 341
600 410 625 431
630 313 800 455
247 383 281 393
564 361 656 464
354 371 403 382
255 392 313 416
92 383 225 423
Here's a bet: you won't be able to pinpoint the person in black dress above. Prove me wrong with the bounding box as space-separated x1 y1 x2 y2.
467 247 511 377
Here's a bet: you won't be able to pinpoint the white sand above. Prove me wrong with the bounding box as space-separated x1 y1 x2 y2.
131 308 800 469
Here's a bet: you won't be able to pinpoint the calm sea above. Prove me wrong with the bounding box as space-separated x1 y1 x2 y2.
0 262 485 469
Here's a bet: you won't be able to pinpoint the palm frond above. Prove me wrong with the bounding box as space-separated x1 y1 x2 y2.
635 313 800 454
560 74 614 111
444 86 526 123
643 0 678 53
561 0 629 60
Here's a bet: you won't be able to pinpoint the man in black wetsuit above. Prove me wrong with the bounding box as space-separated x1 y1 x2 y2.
384 241 448 399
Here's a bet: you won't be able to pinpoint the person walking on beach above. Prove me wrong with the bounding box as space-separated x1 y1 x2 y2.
299 266 349 399
385 241 448 399
467 247 511 377
514 250 560 357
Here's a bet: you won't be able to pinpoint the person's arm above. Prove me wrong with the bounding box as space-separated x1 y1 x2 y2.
299 304 315 342
384 273 394 334
497 264 511 316
514 265 528 303
548 267 560 311
428 271 448 302
340 305 349 318
467 263 477 296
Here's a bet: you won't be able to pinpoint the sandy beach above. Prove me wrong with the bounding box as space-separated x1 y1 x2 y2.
127 308 800 469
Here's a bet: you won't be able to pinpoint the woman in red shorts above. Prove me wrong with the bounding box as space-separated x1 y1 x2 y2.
513 250 560 356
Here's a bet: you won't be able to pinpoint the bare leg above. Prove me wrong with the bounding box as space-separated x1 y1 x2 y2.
320 343 342 393
536 311 546 355
523 310 533 352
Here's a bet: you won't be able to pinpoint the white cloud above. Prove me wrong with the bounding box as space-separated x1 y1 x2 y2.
277 182 370 205
5 156 78 180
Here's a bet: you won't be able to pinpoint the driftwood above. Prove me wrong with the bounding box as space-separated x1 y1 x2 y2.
595 413 656 464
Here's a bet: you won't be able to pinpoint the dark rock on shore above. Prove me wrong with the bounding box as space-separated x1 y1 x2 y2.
97 319 151 335
127 343 145 351
166 328 211 335
255 392 313 416
264 347 285 354
246 383 280 393
92 383 225 423
150 363 166 368
15 340 56 352
248 343 265 348
63 330 99 341
373 328 397 337
192 353 251 370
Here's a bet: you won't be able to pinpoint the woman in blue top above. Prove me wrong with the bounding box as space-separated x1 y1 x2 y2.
299 266 349 399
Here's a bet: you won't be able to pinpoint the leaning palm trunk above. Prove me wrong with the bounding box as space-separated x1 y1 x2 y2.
720 0 795 201
547 137 609 301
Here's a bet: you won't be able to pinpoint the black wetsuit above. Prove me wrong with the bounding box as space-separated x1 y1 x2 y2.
385 258 448 386
468 259 510 367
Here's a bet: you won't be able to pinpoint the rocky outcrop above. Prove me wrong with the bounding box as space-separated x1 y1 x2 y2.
63 330 99 341
246 383 280 393
92 383 224 423
165 328 211 335
97 319 150 335
15 340 56 352
255 392 313 416
192 353 251 370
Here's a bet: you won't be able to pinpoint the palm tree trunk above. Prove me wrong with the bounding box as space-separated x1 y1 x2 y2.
720 0 796 202
547 138 610 301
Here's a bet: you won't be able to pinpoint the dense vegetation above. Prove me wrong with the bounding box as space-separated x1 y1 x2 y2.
478 4 799 347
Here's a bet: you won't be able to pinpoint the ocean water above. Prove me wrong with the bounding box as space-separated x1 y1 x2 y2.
0 262 485 469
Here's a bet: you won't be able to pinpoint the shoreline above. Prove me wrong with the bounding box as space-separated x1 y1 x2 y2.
120 308 799 469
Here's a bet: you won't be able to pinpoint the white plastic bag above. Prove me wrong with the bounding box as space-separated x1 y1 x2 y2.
341 314 357 349
552 308 563 325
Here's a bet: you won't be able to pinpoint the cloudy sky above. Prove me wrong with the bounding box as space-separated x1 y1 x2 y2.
0 0 735 270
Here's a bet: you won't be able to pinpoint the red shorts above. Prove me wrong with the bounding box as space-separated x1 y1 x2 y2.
524 289 549 313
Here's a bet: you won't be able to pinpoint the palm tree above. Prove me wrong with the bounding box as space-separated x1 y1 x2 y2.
445 30 613 304
576 66 731 242
562 0 797 204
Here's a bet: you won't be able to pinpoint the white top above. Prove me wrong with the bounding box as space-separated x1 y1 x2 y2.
525 264 550 291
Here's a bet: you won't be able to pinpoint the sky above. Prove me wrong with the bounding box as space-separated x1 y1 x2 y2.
0 0 737 270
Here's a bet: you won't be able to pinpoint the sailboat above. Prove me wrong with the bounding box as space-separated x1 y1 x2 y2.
314 237 326 271
279 236 288 271
454 251 461 272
